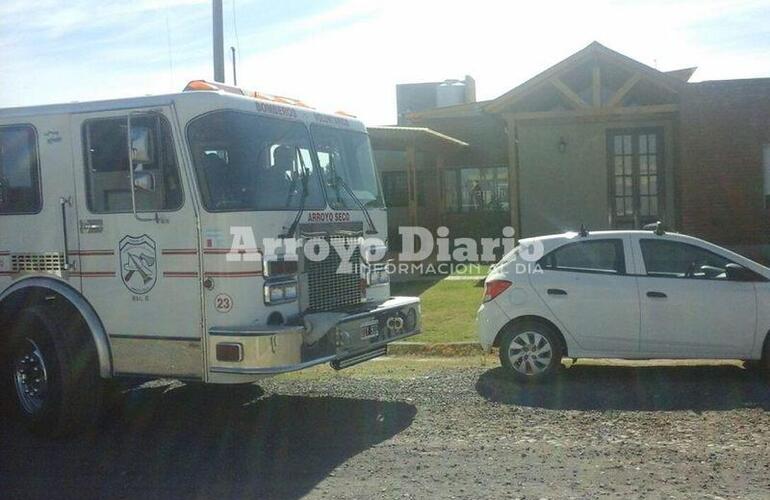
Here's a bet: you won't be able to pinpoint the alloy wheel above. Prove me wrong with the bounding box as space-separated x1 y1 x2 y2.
507 331 553 376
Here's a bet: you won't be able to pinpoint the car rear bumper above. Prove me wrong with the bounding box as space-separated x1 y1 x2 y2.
476 299 510 353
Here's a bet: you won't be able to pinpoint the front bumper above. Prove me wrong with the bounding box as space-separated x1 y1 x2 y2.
207 296 420 381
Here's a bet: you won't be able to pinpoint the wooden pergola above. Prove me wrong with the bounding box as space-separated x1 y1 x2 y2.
368 126 468 226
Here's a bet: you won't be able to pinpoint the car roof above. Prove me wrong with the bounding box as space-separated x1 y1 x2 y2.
518 230 770 274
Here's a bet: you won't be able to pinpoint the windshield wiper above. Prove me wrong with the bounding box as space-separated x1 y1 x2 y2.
332 173 378 235
282 147 310 238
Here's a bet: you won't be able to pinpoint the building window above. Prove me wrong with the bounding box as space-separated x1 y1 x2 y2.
607 128 664 228
381 171 408 207
83 114 183 213
0 125 41 215
762 144 770 208
442 166 509 212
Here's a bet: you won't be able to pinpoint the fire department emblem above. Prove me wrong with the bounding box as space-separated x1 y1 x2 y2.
119 235 157 295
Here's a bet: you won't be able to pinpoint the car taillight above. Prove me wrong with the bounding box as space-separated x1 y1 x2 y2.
483 280 512 302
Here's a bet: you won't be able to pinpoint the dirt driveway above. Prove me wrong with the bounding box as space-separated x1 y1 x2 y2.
2 358 769 499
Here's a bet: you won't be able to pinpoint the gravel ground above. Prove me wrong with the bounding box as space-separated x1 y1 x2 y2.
2 358 770 499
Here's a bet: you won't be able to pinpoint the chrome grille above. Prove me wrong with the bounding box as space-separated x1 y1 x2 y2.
11 253 65 273
305 236 362 312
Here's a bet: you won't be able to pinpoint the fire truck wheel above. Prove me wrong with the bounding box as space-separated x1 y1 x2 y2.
6 305 103 436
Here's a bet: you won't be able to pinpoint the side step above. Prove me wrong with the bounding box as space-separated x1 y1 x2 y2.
330 346 388 371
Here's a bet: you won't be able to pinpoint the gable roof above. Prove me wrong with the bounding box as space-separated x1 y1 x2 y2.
485 41 687 113
665 67 698 82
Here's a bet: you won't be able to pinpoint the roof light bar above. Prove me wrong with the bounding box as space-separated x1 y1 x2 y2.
183 80 314 109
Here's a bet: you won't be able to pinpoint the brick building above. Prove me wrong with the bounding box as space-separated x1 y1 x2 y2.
369 42 770 262
679 80 770 258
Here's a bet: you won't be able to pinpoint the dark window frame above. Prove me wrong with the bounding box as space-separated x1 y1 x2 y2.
606 127 665 229
0 123 42 216
539 238 627 275
381 171 409 207
442 165 510 213
82 113 185 215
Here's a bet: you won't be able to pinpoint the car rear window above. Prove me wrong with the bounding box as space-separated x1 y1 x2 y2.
540 239 625 274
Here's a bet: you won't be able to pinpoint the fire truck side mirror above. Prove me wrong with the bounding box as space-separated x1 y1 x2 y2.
130 126 154 164
133 171 156 193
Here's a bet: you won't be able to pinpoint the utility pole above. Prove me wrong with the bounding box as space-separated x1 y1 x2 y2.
212 0 225 83
231 46 237 85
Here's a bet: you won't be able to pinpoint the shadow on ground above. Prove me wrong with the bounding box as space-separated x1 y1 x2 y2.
476 364 770 412
0 382 416 500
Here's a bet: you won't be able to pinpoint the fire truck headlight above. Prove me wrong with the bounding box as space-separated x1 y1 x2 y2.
366 265 390 286
283 283 297 300
264 280 297 305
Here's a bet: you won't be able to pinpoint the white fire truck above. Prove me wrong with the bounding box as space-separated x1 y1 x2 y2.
0 81 420 435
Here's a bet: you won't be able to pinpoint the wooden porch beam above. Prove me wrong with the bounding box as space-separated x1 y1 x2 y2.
607 73 642 107
550 77 590 109
435 153 445 227
511 103 679 121
406 144 418 227
592 65 601 107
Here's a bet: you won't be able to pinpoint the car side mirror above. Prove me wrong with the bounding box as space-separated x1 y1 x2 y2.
699 264 723 278
725 263 756 282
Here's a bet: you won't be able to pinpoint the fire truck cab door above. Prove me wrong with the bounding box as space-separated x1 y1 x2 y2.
70 107 204 378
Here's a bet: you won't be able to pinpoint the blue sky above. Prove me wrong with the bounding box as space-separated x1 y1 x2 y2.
1 0 768 125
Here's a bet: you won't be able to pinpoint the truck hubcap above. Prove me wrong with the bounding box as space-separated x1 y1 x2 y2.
13 338 49 415
508 331 552 376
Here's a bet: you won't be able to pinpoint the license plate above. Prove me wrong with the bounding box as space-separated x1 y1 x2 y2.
360 321 379 340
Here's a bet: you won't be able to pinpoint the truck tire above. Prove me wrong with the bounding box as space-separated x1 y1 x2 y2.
5 305 103 436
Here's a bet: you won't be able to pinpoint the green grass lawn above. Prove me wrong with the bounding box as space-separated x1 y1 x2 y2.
392 279 483 343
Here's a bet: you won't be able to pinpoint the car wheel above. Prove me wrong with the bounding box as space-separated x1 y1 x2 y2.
499 321 563 382
5 305 103 436
756 335 770 376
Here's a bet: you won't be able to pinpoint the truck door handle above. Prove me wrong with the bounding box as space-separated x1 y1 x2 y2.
547 288 567 296
79 219 103 234
646 291 667 298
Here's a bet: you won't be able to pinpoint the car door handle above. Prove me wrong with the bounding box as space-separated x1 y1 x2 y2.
547 288 567 296
646 291 667 298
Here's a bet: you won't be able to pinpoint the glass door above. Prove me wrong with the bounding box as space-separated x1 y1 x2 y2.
607 128 664 229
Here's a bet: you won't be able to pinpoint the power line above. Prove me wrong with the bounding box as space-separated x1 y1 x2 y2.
231 0 241 65
165 9 174 89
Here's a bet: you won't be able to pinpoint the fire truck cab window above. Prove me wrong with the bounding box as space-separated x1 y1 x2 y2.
187 110 324 212
0 125 40 215
82 114 183 213
312 124 384 209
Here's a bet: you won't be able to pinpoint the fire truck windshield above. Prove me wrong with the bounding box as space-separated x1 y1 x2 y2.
187 110 326 212
311 124 384 209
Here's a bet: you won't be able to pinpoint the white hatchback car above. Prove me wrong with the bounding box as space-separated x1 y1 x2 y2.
477 229 770 381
